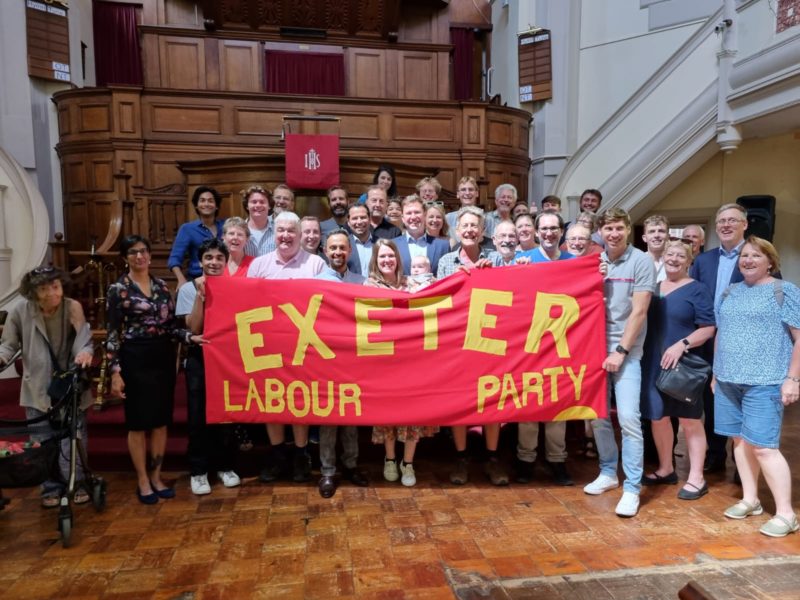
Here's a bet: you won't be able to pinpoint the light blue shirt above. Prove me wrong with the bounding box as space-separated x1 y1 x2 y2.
714 240 744 306
714 280 800 385
406 232 428 260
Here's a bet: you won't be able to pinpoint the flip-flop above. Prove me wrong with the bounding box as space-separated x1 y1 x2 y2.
74 489 90 504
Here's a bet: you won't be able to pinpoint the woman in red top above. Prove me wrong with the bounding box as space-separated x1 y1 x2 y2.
222 217 254 277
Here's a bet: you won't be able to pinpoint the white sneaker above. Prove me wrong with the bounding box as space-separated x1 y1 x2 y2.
190 473 211 495
383 458 399 482
217 470 241 488
400 463 416 487
583 473 619 495
615 491 640 517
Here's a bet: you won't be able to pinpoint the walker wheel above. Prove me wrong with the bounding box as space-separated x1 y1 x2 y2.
59 509 72 548
92 478 107 512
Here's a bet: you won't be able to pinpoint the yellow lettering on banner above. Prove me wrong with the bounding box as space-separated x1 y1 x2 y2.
354 298 394 356
311 381 335 417
525 293 580 358
522 372 544 406
264 379 285 413
543 367 564 403
338 384 362 416
463 289 513 356
408 295 453 350
477 375 500 413
567 365 586 401
497 373 522 410
278 295 335 366
236 307 282 373
245 379 266 412
287 381 311 418
222 380 243 411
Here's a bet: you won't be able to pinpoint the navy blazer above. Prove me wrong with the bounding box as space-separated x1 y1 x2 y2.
392 234 450 276
689 246 744 297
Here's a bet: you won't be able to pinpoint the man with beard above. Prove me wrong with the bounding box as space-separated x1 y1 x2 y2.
488 220 518 266
392 196 449 275
321 186 349 239
314 231 369 497
168 186 224 287
248 211 326 483
642 215 669 282
365 186 402 240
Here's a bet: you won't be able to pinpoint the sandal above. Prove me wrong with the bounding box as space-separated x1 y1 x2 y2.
759 514 800 538
73 489 90 505
41 495 60 509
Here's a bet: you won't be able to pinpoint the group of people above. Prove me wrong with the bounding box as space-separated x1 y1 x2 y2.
1 175 798 539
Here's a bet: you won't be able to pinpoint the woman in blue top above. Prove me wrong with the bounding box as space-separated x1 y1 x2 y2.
357 164 397 204
713 236 800 537
641 241 715 500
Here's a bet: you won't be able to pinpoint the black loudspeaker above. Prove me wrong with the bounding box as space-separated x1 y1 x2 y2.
736 195 776 242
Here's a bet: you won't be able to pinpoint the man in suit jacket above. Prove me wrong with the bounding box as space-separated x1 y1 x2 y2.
392 196 450 276
689 203 747 474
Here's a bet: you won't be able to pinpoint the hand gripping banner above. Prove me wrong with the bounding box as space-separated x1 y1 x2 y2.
203 256 608 425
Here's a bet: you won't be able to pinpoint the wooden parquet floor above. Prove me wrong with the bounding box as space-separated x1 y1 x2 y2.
2 412 800 599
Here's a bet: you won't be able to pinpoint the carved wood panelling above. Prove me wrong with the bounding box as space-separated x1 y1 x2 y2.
393 114 455 143
337 113 381 141
58 106 70 135
488 118 513 149
233 108 293 137
346 48 386 98
79 104 110 133
91 161 114 192
150 104 222 134
66 161 87 192
218 40 262 92
397 52 435 100
158 36 206 89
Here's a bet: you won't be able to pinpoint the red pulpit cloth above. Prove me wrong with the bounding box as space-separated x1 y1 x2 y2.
285 134 339 190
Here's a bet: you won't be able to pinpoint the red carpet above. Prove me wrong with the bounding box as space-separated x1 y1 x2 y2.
0 373 190 471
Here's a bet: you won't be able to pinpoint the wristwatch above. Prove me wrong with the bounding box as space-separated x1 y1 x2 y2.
615 344 629 356
681 338 690 349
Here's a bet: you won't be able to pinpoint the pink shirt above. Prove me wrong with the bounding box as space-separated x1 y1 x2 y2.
247 249 326 280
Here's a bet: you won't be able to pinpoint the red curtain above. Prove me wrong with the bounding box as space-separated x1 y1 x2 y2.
264 51 345 96
451 27 474 100
93 1 143 86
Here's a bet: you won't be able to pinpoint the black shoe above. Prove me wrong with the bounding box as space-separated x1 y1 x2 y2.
515 460 535 484
136 487 158 505
293 452 312 483
548 462 574 486
318 475 337 498
259 464 282 483
703 457 727 473
342 467 369 487
641 471 678 486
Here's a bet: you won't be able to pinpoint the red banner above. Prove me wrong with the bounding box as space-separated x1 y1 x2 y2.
284 133 339 190
203 256 608 425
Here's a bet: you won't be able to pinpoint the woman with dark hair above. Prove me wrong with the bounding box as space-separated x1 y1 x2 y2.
358 164 397 204
106 235 203 504
364 239 436 486
167 186 224 287
0 267 94 507
714 236 800 536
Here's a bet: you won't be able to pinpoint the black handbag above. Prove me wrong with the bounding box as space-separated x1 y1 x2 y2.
37 328 78 429
656 351 712 405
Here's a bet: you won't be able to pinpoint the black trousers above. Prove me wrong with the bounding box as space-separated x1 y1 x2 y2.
185 348 236 476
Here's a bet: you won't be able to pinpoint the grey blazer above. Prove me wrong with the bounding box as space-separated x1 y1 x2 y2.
0 298 94 412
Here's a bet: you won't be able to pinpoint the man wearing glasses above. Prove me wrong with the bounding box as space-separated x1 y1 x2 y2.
513 210 575 486
690 203 748 475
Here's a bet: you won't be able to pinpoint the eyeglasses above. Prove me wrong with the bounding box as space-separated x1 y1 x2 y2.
716 217 744 226
31 266 55 275
424 201 444 208
538 226 561 232
126 248 150 256
566 236 589 243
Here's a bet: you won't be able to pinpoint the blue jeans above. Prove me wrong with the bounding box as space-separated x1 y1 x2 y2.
591 358 643 494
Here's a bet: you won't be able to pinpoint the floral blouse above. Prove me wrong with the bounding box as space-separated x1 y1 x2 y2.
105 274 191 372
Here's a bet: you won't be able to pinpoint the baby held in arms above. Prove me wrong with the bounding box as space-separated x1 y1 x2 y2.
407 255 436 292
